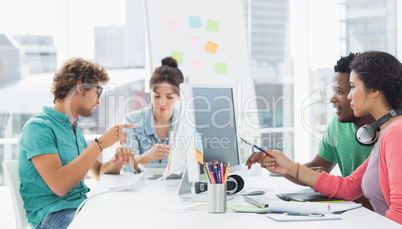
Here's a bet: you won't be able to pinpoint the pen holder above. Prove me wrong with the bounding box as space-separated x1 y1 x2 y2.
208 183 227 213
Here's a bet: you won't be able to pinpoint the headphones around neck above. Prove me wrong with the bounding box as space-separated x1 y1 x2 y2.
355 107 402 146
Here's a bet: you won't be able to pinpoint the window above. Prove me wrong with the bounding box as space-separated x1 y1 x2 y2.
0 0 399 185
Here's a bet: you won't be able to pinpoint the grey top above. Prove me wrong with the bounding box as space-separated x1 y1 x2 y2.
361 134 388 215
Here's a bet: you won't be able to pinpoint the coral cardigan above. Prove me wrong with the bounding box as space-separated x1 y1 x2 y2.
314 118 402 224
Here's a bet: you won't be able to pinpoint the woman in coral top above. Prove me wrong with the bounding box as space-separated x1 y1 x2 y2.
259 51 402 224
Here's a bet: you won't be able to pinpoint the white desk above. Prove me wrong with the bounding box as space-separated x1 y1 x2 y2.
68 169 401 229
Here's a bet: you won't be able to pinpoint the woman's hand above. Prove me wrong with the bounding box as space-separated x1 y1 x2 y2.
112 147 135 166
260 149 297 177
145 144 170 162
245 151 266 169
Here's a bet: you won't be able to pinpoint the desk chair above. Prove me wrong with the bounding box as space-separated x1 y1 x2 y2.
2 160 29 229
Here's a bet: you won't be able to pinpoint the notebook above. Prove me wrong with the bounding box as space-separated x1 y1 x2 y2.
267 213 342 222
276 192 344 202
244 195 279 208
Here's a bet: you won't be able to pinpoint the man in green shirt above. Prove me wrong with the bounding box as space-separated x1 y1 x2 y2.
302 53 375 177
18 58 136 229
246 53 375 209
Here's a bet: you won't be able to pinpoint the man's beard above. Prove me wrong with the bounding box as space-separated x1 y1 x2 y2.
78 107 93 117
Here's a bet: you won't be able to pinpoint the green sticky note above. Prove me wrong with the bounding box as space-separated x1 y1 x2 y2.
171 51 184 63
215 63 227 74
206 19 219 32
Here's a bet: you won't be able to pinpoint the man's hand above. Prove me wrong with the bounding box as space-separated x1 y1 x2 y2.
98 124 136 149
112 147 135 166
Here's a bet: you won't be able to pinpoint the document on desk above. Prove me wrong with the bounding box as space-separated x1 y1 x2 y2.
267 213 342 222
268 200 362 214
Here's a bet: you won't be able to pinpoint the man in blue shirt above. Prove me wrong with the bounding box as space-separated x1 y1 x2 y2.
18 58 136 229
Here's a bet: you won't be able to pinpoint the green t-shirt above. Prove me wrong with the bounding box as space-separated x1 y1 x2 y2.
318 116 373 177
18 106 89 229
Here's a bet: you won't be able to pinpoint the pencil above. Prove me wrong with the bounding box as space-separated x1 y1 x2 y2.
223 162 230 183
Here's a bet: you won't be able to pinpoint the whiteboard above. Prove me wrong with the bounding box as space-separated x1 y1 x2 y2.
143 0 257 116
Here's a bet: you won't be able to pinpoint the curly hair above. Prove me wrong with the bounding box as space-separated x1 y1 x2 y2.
150 56 184 94
349 51 402 109
334 52 358 73
51 58 109 103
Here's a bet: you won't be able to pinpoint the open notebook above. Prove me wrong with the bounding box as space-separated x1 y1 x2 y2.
245 196 362 214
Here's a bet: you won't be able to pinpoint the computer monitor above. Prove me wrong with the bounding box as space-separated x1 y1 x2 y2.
172 82 241 200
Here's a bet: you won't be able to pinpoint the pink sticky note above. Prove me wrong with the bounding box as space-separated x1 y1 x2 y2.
188 36 200 45
168 19 181 30
191 59 203 69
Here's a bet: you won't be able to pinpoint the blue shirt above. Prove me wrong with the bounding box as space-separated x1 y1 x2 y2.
18 106 89 229
122 104 177 172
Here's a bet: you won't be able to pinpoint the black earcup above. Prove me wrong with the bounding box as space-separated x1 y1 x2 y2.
193 174 244 195
226 174 244 195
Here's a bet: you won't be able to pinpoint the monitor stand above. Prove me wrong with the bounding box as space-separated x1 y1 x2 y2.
178 168 208 202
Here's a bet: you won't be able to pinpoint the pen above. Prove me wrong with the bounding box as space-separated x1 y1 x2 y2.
203 166 210 183
285 212 325 217
215 163 223 184
207 163 217 184
220 162 224 183
239 137 269 156
215 163 221 184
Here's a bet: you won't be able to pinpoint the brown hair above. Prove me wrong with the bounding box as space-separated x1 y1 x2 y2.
149 56 184 94
51 58 109 103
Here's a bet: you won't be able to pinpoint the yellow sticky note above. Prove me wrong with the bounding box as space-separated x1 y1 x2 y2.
171 50 184 63
205 41 218 54
215 63 228 74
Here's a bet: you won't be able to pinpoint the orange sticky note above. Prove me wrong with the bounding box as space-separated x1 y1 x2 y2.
205 41 219 54
195 148 204 164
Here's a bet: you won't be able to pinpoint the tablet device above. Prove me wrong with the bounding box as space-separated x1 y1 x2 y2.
276 192 344 202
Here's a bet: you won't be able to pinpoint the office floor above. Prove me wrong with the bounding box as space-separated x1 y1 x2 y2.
0 179 97 229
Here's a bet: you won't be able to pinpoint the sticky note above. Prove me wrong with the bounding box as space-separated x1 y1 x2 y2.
188 36 200 45
215 63 228 74
168 19 180 30
171 50 184 63
191 59 203 69
195 131 204 164
189 16 202 28
206 19 219 32
205 41 219 54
